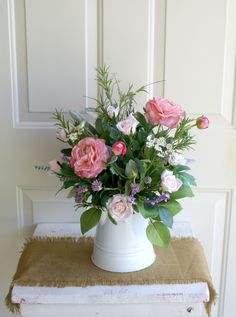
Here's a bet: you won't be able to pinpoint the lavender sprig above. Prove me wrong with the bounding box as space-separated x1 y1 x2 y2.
146 193 170 206
77 186 88 194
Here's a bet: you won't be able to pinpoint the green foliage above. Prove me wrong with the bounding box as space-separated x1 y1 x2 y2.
158 207 173 228
158 200 182 216
125 160 138 179
107 211 118 225
172 117 196 151
80 208 102 234
110 164 126 179
146 221 171 248
137 202 158 219
61 148 72 156
60 164 75 177
170 184 194 199
67 187 76 198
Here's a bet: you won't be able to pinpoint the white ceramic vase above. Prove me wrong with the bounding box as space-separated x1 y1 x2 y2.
91 212 156 272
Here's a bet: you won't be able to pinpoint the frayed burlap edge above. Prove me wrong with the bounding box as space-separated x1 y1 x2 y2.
5 236 217 316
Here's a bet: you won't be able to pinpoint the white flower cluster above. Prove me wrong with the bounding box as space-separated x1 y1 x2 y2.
68 121 85 142
146 135 169 156
146 134 186 166
56 121 86 143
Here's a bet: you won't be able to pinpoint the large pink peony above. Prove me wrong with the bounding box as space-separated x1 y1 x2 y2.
145 97 184 128
70 137 110 178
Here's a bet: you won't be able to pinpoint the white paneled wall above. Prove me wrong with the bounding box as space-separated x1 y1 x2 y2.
165 1 236 317
8 0 97 126
0 1 236 317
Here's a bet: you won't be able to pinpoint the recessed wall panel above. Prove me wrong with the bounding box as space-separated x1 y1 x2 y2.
25 0 86 112
165 0 227 116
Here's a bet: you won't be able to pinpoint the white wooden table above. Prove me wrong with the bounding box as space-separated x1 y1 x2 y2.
12 222 209 317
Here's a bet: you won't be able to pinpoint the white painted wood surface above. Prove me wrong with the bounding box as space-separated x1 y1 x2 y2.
20 302 203 317
12 222 208 317
0 0 236 316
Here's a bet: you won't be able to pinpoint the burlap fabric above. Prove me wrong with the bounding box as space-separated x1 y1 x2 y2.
6 237 217 316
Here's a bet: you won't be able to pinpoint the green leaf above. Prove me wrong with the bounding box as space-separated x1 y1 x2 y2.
137 129 147 143
125 160 138 178
108 211 117 225
110 164 127 178
61 148 72 157
170 184 194 199
132 140 141 152
109 127 120 142
92 194 101 206
64 180 77 189
132 204 139 213
108 155 118 165
158 200 182 216
60 164 75 177
135 159 148 179
125 180 132 196
67 187 76 198
95 117 104 134
99 172 110 184
135 112 147 127
80 208 102 234
149 167 162 184
159 207 173 228
101 193 110 208
69 110 84 123
173 165 191 172
178 172 197 186
137 202 158 219
146 221 171 248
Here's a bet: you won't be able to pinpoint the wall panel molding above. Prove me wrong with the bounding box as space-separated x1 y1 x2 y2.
16 186 80 240
221 0 236 127
164 0 236 129
146 0 155 97
7 0 97 129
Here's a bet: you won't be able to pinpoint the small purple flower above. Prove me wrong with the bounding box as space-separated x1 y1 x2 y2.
128 195 136 205
146 193 170 205
60 154 70 163
77 186 88 194
92 180 103 192
130 183 140 196
75 193 83 203
146 198 156 206
157 193 170 203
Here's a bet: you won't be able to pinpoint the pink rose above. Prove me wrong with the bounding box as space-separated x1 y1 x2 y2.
161 170 182 193
107 195 132 222
116 114 139 135
70 137 110 178
145 97 184 128
196 115 209 129
112 141 127 156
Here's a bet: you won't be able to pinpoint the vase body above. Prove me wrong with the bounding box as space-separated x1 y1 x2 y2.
91 213 156 272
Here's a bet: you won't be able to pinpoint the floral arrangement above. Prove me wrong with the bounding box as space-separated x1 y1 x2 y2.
48 66 209 248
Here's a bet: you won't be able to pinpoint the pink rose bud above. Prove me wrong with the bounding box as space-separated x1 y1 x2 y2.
196 115 209 129
112 141 127 156
48 160 61 174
